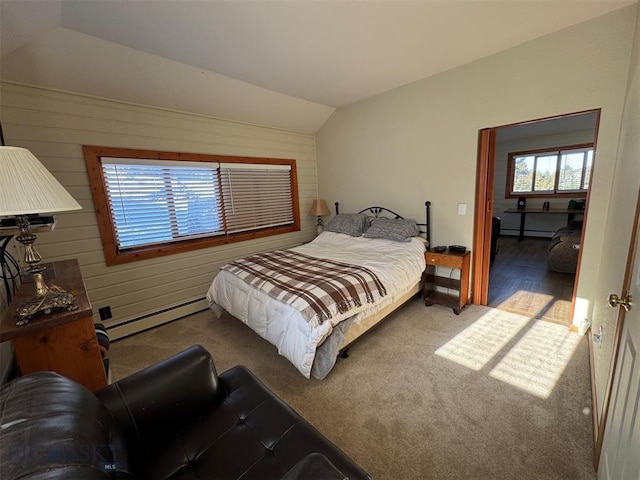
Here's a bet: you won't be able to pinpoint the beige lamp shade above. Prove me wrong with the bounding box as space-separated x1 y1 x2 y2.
308 199 330 217
0 147 82 215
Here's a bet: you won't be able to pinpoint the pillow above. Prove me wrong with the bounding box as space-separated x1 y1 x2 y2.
324 214 369 237
363 217 419 242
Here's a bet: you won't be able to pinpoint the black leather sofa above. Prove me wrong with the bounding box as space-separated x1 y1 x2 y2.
0 345 370 480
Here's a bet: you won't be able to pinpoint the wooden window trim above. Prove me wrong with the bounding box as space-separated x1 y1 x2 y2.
505 142 593 199
83 145 300 266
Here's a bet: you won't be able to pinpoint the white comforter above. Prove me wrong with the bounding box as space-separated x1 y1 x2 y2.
206 231 426 378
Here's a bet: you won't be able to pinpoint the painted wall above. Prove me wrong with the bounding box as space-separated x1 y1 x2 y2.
316 5 637 325
0 82 318 338
1 28 334 134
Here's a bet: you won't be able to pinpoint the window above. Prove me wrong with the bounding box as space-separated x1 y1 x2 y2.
84 146 300 265
506 144 593 198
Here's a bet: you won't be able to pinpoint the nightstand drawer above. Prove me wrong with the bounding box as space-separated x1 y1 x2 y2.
425 252 465 269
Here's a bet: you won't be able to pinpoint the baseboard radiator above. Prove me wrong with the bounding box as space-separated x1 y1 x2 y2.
501 229 554 238
107 297 209 341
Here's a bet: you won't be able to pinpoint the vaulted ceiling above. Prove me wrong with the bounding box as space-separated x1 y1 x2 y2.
1 0 636 132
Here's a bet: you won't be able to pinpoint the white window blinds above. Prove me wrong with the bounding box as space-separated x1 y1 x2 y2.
220 163 293 234
101 159 293 250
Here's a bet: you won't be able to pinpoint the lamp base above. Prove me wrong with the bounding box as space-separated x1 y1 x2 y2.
315 216 324 236
21 263 56 283
15 273 77 326
12 217 78 325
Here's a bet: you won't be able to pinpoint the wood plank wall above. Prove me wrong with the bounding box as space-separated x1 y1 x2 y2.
0 82 318 339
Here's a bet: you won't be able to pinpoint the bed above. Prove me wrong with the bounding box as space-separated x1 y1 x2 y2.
206 202 431 379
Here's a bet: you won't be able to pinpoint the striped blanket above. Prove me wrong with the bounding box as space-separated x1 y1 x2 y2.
222 250 387 325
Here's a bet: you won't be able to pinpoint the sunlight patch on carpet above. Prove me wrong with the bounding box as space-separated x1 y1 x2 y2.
489 320 581 399
435 309 530 370
496 291 571 324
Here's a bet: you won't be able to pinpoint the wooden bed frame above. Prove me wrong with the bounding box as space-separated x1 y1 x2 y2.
334 201 431 356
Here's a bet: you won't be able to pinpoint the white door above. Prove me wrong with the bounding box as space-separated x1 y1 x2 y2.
594 8 639 473
599 191 640 479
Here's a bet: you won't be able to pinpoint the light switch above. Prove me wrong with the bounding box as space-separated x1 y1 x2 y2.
457 203 467 215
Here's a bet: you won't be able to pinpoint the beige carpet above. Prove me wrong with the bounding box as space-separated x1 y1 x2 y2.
109 298 595 480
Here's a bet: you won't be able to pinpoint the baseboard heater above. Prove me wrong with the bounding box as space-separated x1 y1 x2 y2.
106 297 209 341
501 229 554 238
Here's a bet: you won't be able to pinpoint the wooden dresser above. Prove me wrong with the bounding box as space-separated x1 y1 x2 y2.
0 259 107 392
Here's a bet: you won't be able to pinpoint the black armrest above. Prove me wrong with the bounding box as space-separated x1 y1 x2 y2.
96 344 221 450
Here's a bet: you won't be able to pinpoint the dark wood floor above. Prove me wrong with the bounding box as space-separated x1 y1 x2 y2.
488 236 576 324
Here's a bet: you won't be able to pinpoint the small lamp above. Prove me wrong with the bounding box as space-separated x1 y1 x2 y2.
308 199 330 236
0 146 82 325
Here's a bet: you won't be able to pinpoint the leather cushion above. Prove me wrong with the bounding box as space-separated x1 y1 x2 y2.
130 366 368 480
0 372 120 479
281 453 347 480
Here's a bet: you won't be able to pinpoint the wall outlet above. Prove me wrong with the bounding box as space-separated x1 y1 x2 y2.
592 325 604 348
578 318 591 336
98 306 112 321
457 203 467 215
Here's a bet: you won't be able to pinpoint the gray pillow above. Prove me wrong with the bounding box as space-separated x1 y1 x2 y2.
363 217 419 242
325 214 369 237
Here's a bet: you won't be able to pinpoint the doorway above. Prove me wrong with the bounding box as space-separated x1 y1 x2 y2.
473 110 600 324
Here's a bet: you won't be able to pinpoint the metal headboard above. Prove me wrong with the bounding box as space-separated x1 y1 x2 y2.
334 201 432 245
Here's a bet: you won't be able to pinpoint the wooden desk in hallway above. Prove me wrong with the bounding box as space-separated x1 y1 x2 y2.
504 208 584 241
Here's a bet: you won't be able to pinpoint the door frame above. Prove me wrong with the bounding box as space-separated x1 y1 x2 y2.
472 109 601 315
472 128 496 305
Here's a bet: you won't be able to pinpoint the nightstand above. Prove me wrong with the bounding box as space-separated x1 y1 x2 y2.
423 249 471 315
0 259 108 392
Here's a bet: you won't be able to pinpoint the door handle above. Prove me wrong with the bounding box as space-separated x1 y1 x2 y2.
608 293 633 311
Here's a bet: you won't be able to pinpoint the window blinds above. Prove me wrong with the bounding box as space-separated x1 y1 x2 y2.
102 159 293 250
220 163 293 234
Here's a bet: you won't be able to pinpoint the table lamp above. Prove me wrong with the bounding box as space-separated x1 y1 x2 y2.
308 199 330 236
0 146 82 325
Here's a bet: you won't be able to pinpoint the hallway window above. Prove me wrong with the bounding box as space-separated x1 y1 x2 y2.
506 144 593 198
